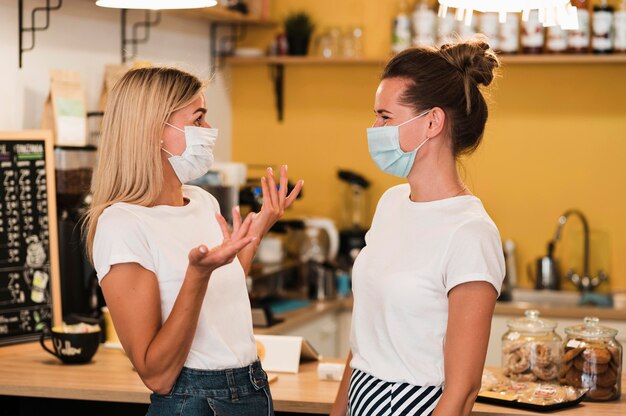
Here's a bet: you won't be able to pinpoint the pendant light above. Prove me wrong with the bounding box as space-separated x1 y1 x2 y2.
437 0 579 30
96 0 217 10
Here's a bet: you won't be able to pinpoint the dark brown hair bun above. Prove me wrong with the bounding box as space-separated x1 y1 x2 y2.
439 39 500 88
381 39 500 157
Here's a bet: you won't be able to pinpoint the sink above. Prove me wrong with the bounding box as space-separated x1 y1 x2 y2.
510 288 581 307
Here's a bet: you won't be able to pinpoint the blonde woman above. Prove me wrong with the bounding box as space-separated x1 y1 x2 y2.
85 67 302 416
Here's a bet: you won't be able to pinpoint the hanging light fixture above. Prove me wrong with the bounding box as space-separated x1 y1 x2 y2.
96 0 217 10
437 0 579 30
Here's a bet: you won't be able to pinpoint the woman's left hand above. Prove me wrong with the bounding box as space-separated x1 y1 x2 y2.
234 165 303 275
244 165 303 239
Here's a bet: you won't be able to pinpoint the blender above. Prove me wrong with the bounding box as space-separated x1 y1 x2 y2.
337 169 370 268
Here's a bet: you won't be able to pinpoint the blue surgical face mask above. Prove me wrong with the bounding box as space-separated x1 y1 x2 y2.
366 109 431 178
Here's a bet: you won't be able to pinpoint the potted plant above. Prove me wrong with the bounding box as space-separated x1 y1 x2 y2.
284 11 315 56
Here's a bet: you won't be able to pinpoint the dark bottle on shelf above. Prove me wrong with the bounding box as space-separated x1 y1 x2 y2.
592 0 614 53
568 0 591 53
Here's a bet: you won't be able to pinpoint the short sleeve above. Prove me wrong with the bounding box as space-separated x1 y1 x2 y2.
442 219 505 296
92 206 155 282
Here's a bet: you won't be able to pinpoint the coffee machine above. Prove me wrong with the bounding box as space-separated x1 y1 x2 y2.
55 146 102 321
337 169 370 268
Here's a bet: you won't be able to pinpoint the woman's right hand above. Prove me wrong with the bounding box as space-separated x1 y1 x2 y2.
188 212 256 280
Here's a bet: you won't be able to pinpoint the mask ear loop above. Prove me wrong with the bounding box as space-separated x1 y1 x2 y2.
413 137 431 152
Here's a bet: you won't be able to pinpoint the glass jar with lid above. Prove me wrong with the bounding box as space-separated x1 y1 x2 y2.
502 309 562 382
561 317 622 401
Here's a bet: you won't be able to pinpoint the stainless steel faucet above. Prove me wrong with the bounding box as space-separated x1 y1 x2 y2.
553 209 608 292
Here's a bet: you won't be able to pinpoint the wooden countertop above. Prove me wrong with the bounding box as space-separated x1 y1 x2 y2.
1 342 625 415
494 302 626 320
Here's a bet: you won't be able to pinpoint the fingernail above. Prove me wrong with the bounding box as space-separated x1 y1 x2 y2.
251 237 257 242
236 205 240 212
269 167 273 173
199 246 207 253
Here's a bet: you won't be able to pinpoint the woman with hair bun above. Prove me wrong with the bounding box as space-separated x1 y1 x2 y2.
331 40 506 416
85 67 302 415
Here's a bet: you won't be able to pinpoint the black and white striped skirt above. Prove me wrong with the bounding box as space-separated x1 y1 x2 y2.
348 368 443 416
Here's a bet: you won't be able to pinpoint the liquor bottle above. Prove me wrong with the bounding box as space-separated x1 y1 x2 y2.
457 10 477 41
479 13 500 51
568 0 591 53
499 13 520 54
412 0 437 47
437 9 456 46
592 0 614 53
546 25 568 53
614 0 626 52
392 0 412 53
521 10 545 54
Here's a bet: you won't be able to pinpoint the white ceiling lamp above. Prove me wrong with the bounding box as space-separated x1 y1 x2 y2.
437 0 578 30
96 0 217 10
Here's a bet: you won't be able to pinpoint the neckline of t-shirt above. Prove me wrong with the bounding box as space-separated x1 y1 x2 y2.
116 186 198 213
403 193 479 209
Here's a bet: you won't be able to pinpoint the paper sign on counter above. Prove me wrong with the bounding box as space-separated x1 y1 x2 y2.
254 335 320 373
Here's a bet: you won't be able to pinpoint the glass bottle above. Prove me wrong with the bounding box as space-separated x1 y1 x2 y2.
614 0 626 53
392 0 412 54
501 310 562 383
521 10 545 54
436 10 456 46
479 13 500 51
546 25 568 53
562 317 622 401
592 0 615 53
569 0 591 53
412 0 437 47
499 13 520 54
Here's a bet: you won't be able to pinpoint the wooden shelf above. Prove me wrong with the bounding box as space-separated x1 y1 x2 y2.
168 6 276 26
227 53 626 122
501 54 626 64
228 56 386 65
227 54 626 66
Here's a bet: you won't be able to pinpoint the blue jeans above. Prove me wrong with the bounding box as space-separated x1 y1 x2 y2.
147 360 274 416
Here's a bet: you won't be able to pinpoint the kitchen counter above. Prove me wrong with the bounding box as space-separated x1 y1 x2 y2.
1 342 625 415
254 298 349 335
494 301 626 320
268 297 626 324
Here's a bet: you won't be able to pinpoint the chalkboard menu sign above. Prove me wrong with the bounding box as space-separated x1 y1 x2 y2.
0 131 61 346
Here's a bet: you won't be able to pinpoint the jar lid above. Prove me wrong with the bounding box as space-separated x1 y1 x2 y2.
564 316 618 338
506 309 557 332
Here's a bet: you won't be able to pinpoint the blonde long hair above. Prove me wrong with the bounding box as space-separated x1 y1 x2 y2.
84 67 204 262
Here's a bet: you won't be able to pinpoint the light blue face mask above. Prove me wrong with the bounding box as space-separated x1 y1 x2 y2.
367 109 432 178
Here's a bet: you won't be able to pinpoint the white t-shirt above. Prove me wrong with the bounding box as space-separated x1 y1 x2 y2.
350 184 505 386
93 185 257 370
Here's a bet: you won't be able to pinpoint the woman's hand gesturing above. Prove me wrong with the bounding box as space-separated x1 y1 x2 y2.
246 165 303 239
188 212 256 280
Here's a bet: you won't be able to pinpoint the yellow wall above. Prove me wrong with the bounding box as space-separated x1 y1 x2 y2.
230 0 626 291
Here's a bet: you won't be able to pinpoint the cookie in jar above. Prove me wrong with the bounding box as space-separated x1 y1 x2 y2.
561 317 622 401
502 310 561 383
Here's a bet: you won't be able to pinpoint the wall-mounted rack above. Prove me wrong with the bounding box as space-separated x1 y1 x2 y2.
120 9 162 64
18 0 64 68
168 7 277 72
